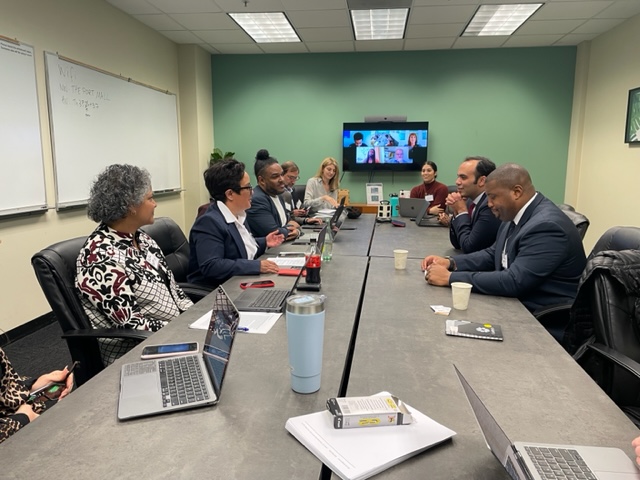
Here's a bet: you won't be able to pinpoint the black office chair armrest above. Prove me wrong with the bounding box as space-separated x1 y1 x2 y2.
178 282 214 303
534 303 571 321
586 343 640 380
533 303 572 343
61 328 153 341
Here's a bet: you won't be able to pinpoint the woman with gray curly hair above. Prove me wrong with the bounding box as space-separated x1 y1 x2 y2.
75 164 193 365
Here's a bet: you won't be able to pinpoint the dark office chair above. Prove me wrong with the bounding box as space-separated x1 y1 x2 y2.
292 184 306 207
558 203 590 240
568 248 640 427
537 226 640 347
31 237 152 386
196 201 212 219
447 185 457 194
141 216 212 301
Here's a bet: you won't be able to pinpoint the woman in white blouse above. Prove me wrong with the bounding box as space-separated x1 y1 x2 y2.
304 157 340 211
187 159 284 287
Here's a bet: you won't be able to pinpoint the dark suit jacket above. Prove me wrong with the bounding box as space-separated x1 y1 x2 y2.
450 193 586 313
449 192 501 253
187 202 267 287
246 186 290 238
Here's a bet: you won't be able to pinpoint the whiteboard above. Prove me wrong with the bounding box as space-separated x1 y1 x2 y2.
0 38 47 216
44 52 181 208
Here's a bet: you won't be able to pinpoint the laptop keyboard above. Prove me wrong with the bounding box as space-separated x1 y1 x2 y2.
158 356 210 408
248 288 290 309
524 446 596 480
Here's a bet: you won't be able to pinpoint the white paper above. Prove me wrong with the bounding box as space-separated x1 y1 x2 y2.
285 393 456 480
268 256 306 267
190 310 281 334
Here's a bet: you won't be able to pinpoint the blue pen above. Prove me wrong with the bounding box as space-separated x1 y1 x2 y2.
237 327 250 332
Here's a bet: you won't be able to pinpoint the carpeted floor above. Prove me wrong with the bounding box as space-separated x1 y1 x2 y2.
2 321 73 379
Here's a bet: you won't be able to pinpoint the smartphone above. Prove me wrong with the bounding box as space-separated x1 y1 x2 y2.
240 280 275 289
27 361 79 403
140 342 199 360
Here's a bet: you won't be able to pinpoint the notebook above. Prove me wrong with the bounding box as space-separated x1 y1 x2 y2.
399 198 428 219
454 365 640 480
445 320 503 341
117 286 239 420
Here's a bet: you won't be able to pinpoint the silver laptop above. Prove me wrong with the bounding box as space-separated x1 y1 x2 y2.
232 286 292 313
117 286 239 420
455 365 640 480
295 198 345 245
399 198 428 218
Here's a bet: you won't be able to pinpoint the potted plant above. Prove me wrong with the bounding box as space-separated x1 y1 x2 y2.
210 148 235 165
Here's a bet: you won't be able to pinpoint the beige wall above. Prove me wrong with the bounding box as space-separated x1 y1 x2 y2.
568 14 640 252
0 0 212 333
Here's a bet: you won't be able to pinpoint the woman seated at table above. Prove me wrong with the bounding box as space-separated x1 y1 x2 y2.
187 159 285 288
1 347 74 444
410 160 448 215
76 164 193 365
304 157 340 211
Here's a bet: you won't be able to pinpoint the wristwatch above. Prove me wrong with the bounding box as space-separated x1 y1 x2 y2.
445 256 456 271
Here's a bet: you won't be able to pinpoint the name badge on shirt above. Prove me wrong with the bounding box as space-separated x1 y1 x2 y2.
285 202 292 211
146 251 160 269
425 194 434 202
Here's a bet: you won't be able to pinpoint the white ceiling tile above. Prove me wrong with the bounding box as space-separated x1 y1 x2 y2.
554 33 599 44
160 30 206 43
355 39 404 51
281 0 347 10
148 0 221 13
199 43 220 53
406 23 464 38
533 1 612 20
297 27 353 42
287 10 351 28
410 5 477 24
213 43 263 53
572 18 625 34
213 0 284 13
193 29 252 43
595 0 640 18
134 14 185 30
453 36 508 49
404 37 456 50
258 43 309 54
106 0 162 15
502 34 564 47
306 41 355 52
170 13 236 29
517 19 586 35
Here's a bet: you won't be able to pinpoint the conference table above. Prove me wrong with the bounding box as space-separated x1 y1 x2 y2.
2 214 638 480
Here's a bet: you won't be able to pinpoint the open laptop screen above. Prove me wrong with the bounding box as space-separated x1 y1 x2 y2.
203 287 240 397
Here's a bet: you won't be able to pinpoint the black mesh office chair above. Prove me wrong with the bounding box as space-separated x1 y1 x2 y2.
558 203 590 240
31 237 152 386
140 216 212 302
293 184 306 207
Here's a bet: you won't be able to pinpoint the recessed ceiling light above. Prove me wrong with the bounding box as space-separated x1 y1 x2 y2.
463 4 543 36
351 9 409 41
228 12 300 43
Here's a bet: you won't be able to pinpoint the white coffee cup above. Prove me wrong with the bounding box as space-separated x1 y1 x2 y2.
393 249 408 269
451 282 473 310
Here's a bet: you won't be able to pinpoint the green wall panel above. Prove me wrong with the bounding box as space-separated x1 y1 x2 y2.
211 47 576 203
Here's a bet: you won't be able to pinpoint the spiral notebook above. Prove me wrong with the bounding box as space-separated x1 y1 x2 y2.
445 320 503 341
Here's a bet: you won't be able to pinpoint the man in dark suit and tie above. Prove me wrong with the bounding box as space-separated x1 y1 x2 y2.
440 156 501 253
422 163 586 338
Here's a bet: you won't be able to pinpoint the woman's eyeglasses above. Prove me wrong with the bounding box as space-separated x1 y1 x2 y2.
237 185 253 192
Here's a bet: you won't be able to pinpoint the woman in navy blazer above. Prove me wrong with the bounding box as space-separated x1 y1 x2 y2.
187 159 284 287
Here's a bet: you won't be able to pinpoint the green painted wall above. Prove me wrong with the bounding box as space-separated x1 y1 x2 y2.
211 47 576 203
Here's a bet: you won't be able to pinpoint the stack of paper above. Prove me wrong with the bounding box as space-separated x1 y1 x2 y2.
189 310 281 334
285 393 455 480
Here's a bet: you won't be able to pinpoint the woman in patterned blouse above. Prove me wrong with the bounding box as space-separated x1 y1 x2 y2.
75 165 193 365
0 347 73 444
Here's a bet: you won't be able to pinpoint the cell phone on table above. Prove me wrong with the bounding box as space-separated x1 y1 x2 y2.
27 361 79 403
140 342 199 360
240 280 275 289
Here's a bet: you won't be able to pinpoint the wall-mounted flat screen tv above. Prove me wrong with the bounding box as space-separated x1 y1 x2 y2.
342 121 428 172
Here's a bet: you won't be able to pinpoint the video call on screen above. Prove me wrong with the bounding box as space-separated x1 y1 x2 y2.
343 129 428 164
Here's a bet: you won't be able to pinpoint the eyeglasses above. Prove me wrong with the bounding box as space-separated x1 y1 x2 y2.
286 174 300 181
237 184 253 192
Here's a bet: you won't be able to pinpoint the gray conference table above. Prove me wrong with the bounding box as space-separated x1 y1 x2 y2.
0 255 369 479
369 216 456 259
343 255 640 479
